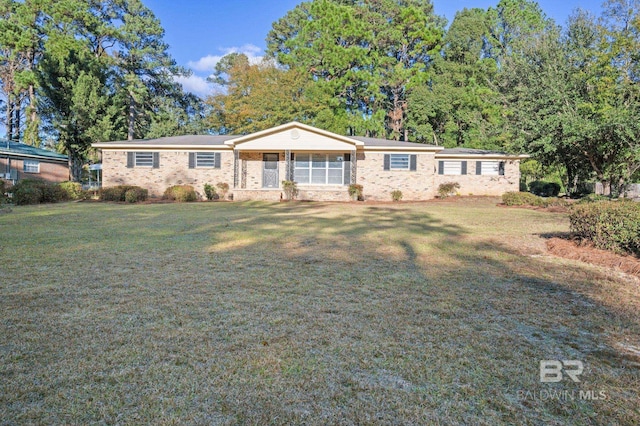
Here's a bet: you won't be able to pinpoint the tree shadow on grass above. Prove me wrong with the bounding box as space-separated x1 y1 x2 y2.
2 201 639 425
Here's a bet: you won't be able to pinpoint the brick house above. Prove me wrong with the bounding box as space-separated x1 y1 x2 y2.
93 122 526 201
0 139 69 183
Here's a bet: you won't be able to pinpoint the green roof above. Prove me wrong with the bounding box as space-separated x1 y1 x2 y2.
0 139 68 162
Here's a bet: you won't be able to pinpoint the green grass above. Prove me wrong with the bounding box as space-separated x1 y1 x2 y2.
1 198 638 425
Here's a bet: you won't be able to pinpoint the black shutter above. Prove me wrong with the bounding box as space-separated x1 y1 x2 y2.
499 161 505 176
461 161 467 175
383 154 390 170
127 152 134 168
409 154 417 171
188 153 195 169
438 161 444 175
344 153 351 185
476 161 482 175
214 152 221 169
152 152 159 169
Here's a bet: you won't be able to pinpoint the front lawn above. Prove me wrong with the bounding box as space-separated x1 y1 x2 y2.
1 198 638 424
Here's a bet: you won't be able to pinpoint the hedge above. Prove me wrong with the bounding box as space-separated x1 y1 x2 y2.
569 201 640 256
502 192 569 208
58 181 83 200
12 179 67 205
163 185 197 202
100 185 146 202
124 187 148 203
529 180 561 197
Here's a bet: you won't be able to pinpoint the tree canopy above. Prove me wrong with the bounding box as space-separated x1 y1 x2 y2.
2 0 639 191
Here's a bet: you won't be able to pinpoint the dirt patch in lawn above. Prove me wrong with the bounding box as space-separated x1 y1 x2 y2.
546 237 640 278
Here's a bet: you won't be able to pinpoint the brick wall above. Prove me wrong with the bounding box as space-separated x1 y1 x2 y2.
0 157 69 182
102 150 234 197
434 159 521 196
101 149 521 201
356 152 438 201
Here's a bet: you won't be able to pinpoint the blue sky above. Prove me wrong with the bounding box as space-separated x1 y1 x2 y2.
146 0 604 97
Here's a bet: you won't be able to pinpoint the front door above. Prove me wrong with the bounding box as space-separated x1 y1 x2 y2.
262 153 279 188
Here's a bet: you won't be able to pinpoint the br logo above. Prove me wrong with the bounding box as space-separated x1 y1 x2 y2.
540 360 584 383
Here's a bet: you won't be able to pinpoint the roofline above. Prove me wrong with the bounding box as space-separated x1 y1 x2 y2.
435 153 529 160
364 146 444 152
92 144 232 150
0 150 68 162
224 121 365 147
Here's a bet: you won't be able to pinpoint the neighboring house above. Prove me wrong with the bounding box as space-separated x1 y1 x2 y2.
93 122 527 201
0 139 69 183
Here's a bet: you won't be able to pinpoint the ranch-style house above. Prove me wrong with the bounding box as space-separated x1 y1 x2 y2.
93 121 527 201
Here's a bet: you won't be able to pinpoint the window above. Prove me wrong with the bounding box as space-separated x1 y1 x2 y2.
135 152 153 167
390 154 409 169
438 161 467 175
384 154 417 171
476 161 505 176
189 152 220 168
294 154 345 185
23 160 40 173
127 152 159 168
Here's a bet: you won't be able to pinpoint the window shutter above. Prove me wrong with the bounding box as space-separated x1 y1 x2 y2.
188 153 195 169
383 154 390 170
499 161 505 176
410 154 417 171
343 153 351 185
461 161 467 175
438 161 444 175
127 152 134 168
476 161 482 175
152 152 160 169
214 152 221 169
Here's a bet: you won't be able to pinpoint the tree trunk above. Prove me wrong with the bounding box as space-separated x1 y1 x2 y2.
128 93 136 141
14 104 20 141
6 96 14 141
68 152 83 182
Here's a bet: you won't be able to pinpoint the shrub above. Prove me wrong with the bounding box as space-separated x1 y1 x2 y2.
569 201 640 256
163 185 197 202
391 190 403 202
529 180 561 197
216 182 230 199
203 183 217 200
11 179 67 205
282 180 298 200
438 182 460 198
58 181 83 200
348 184 363 200
124 187 148 203
577 194 610 204
13 184 42 205
0 179 8 204
502 191 544 206
99 185 138 202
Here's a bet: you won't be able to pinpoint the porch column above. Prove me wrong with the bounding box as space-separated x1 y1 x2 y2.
285 149 292 181
233 150 239 189
351 149 357 183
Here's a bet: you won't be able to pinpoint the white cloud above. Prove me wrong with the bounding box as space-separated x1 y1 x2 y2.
174 74 215 98
187 44 264 72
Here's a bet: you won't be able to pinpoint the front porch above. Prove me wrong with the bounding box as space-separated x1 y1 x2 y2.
233 185 352 202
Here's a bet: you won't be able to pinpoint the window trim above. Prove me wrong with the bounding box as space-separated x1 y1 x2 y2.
134 152 154 167
389 154 410 170
384 154 417 171
439 160 467 175
23 159 40 174
294 153 345 185
128 152 159 168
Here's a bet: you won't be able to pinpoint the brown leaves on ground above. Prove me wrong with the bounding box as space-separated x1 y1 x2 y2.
547 237 640 277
